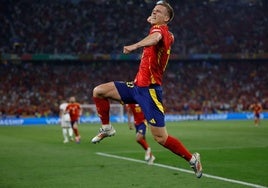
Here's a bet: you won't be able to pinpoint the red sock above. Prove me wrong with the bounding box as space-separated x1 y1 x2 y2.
93 97 110 125
163 135 192 161
73 127 79 137
137 138 149 150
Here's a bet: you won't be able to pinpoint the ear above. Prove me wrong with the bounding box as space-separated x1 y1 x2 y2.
164 15 170 22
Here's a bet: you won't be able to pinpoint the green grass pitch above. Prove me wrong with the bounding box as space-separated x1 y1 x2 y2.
0 120 267 188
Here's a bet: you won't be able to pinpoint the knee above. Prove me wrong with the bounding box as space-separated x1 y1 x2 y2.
93 85 103 97
136 134 143 142
153 135 167 145
150 127 168 145
93 82 115 98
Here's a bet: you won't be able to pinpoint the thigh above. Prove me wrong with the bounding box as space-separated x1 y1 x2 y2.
93 82 121 101
72 121 79 129
150 125 168 140
62 120 71 128
116 82 166 127
114 81 137 103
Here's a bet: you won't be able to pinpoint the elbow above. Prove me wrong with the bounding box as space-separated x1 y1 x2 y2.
152 39 159 45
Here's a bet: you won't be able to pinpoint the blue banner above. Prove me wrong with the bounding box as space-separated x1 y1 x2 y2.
0 112 267 126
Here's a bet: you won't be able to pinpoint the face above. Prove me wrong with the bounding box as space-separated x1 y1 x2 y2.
149 5 170 25
69 97 75 103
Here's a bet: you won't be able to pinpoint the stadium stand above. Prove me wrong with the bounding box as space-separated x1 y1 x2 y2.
0 0 267 117
0 0 267 55
0 60 267 117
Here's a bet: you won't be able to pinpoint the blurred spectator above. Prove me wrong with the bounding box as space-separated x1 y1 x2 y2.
1 0 267 116
0 60 267 116
0 0 267 55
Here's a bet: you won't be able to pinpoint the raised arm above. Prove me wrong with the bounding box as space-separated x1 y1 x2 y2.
123 32 162 54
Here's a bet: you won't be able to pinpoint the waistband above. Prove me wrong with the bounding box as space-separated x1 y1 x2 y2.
149 84 160 87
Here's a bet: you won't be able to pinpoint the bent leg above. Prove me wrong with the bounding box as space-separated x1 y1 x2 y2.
150 125 192 161
93 82 121 101
136 132 154 162
91 82 121 143
72 122 79 136
93 82 121 125
136 132 149 150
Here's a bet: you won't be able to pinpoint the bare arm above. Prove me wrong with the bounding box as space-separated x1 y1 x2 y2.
123 32 162 54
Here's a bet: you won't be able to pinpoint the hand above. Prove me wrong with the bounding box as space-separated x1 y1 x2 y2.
123 45 136 54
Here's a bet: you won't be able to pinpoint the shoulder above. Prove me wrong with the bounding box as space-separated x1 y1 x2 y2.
150 25 165 34
60 103 68 109
151 25 173 37
66 103 73 108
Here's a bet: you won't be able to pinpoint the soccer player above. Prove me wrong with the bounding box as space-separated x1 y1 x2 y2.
66 96 82 143
250 100 263 126
59 100 74 143
126 104 155 165
91 1 202 178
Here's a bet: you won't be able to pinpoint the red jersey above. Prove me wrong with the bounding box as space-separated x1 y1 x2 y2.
126 104 145 125
134 24 174 87
251 103 262 115
66 102 81 121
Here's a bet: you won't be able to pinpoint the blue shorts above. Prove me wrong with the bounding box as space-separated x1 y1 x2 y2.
255 113 260 118
70 120 78 128
135 121 148 136
114 81 165 127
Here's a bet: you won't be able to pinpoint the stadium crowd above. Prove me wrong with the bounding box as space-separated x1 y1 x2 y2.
1 0 268 117
0 0 267 55
0 60 267 117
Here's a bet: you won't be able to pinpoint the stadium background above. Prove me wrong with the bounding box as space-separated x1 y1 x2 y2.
0 0 268 124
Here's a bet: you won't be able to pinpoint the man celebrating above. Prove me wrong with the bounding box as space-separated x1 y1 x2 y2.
91 1 202 178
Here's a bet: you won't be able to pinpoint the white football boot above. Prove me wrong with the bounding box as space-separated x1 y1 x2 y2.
91 126 116 143
189 152 203 178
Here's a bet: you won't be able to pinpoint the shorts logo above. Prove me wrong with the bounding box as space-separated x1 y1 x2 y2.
149 118 156 124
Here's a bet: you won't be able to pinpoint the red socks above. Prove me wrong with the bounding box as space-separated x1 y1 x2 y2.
163 135 192 161
137 138 149 150
93 97 193 161
73 127 79 137
93 97 110 125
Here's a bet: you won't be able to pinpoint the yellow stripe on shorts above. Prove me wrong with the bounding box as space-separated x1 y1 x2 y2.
149 88 164 113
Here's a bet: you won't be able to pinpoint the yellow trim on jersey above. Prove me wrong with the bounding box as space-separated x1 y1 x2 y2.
163 51 170 71
149 88 164 113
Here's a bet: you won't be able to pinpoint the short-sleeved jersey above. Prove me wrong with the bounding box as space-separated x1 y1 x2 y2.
59 102 70 121
66 102 81 121
126 104 145 125
134 24 174 87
